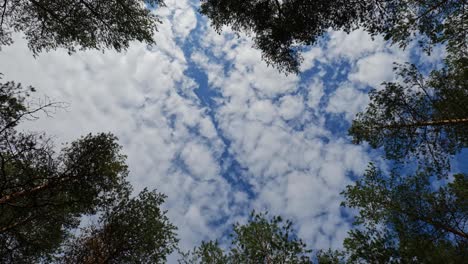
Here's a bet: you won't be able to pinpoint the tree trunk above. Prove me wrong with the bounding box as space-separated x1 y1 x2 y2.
0 182 51 205
382 117 468 129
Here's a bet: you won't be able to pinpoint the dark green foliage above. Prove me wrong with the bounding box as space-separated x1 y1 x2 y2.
344 8 467 261
180 211 312 264
200 0 465 73
60 189 178 264
179 241 229 264
349 58 468 174
200 0 358 73
0 0 165 54
0 78 131 262
341 165 468 263
315 249 346 264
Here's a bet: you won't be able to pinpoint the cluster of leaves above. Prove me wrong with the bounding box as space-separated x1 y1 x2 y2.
61 189 178 264
349 57 468 175
342 7 468 264
200 0 466 73
179 211 312 264
0 0 165 54
340 165 467 263
0 79 177 263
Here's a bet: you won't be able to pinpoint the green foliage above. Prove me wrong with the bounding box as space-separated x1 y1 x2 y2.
341 165 468 263
0 79 131 262
178 241 229 264
200 0 355 73
344 7 467 260
60 189 178 264
349 58 468 174
315 249 346 264
0 0 165 54
180 211 312 264
200 0 465 73
0 79 179 263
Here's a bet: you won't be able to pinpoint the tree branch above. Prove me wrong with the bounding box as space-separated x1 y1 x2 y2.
78 0 114 33
0 0 8 28
0 101 63 134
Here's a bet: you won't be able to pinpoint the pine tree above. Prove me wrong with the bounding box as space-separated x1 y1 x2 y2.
60 189 178 264
0 79 131 262
180 211 312 264
349 58 468 174
340 165 467 263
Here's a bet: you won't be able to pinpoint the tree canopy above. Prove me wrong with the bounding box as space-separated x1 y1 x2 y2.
0 79 132 262
349 57 468 175
345 31 467 262
200 0 466 73
1 1 180 262
0 78 178 263
340 165 467 263
179 211 312 264
60 189 178 264
0 0 165 54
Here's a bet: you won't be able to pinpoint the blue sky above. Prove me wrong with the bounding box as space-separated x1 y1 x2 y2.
0 0 461 262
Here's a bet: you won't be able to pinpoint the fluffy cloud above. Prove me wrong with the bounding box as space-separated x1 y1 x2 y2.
348 52 400 87
327 29 385 61
326 83 370 120
278 95 305 120
189 22 373 251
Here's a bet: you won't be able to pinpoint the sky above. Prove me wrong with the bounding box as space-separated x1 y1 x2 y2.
0 0 453 262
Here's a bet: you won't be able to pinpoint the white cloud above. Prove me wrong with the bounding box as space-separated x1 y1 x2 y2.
172 5 197 39
348 50 408 88
181 141 220 179
278 95 304 121
247 100 277 124
306 78 325 110
300 47 324 72
326 83 369 120
192 43 370 251
327 29 385 61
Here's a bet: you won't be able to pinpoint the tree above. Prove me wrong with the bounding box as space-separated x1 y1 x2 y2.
349 57 468 174
0 0 165 54
0 78 131 262
60 189 178 264
340 164 467 263
179 241 230 264
179 211 312 264
0 1 178 261
200 0 466 73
